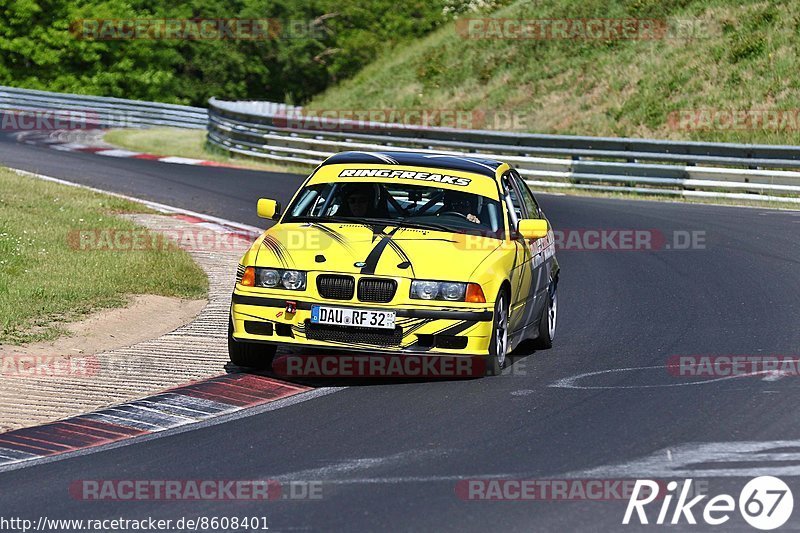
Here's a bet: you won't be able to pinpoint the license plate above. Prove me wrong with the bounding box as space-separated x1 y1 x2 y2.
311 305 396 330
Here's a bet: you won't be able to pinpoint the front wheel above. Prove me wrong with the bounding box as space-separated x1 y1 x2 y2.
485 290 510 376
228 318 276 369
532 286 558 350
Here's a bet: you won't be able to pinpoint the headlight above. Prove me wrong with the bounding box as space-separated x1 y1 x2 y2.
259 269 281 288
241 267 306 290
410 280 482 302
411 281 441 300
441 282 466 301
281 270 305 290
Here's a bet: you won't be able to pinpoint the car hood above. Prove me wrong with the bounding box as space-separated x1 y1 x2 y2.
253 222 502 280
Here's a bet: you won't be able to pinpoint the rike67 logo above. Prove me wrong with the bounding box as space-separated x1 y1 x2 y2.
624 476 793 530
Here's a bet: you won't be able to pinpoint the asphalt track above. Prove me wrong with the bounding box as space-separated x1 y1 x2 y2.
1 133 800 531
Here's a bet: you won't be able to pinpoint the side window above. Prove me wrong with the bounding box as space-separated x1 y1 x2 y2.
502 173 524 218
513 174 541 219
501 172 523 233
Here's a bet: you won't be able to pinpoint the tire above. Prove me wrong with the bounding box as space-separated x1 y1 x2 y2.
532 285 558 350
228 318 276 369
485 290 510 376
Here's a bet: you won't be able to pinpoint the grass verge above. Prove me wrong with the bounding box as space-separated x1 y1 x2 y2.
308 0 800 146
104 128 311 174
0 167 208 344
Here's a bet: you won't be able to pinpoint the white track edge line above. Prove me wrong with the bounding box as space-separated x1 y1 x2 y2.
8 167 265 234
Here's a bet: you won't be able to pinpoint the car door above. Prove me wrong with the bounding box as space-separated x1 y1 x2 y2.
500 171 534 337
516 174 556 296
508 171 550 334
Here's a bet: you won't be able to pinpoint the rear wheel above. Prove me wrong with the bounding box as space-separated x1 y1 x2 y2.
485 290 510 376
533 286 557 350
228 318 276 369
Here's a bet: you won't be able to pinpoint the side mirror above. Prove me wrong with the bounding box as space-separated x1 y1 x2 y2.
518 219 549 240
257 198 281 220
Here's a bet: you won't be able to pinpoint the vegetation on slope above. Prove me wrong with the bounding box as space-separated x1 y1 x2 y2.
309 0 800 145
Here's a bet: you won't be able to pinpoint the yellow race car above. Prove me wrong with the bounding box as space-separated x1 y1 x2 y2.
229 151 559 376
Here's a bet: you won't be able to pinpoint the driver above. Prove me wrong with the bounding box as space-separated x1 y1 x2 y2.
338 183 382 218
439 190 481 224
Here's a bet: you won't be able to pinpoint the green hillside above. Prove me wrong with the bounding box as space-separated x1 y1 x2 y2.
308 0 800 145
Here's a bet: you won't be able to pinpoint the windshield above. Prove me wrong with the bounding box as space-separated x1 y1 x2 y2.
285 181 504 238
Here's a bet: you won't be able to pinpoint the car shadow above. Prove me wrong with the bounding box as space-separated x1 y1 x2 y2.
505 338 543 366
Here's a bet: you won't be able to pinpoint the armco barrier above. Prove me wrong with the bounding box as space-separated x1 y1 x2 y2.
0 86 206 129
206 98 800 203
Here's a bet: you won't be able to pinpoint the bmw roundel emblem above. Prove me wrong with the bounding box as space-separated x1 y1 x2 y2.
354 261 367 268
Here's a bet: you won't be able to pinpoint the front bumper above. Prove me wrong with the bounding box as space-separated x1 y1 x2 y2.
230 290 494 355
